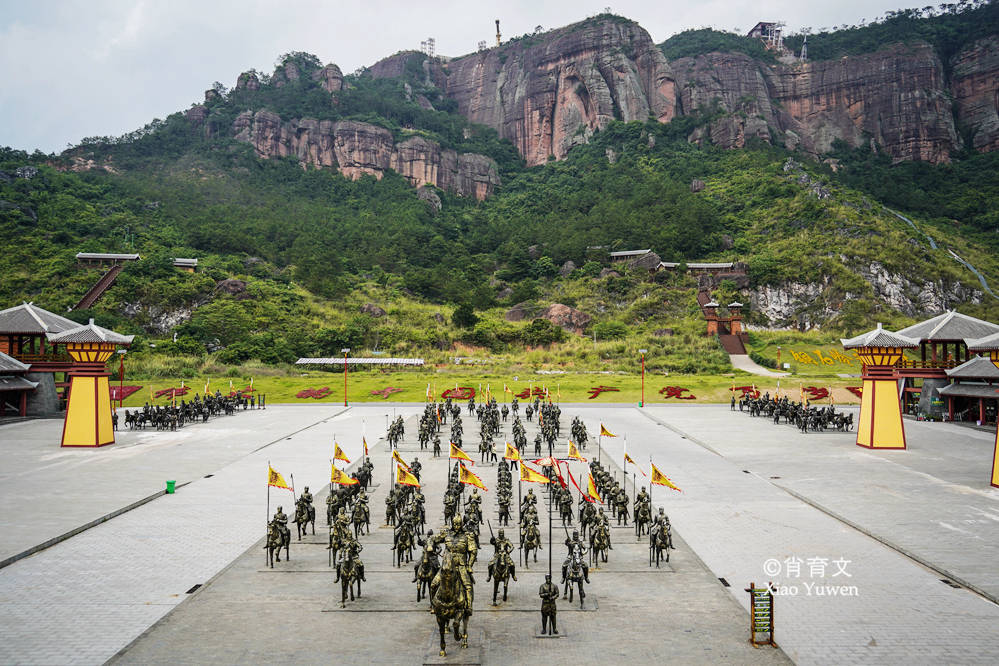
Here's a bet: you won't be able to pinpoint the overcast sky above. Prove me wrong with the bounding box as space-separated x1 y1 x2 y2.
1 0 928 154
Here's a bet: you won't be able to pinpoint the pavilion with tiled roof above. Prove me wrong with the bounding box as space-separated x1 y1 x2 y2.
889 310 999 418
896 310 999 373
0 302 79 413
48 319 133 447
937 356 999 424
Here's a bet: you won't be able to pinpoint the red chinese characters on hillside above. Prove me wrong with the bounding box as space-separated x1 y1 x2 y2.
296 387 332 399
659 386 696 400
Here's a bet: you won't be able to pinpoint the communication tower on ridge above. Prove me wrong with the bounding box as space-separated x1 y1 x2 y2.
420 37 436 59
495 20 501 46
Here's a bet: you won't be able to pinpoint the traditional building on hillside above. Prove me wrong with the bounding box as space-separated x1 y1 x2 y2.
75 253 140 268
172 258 198 273
609 249 652 263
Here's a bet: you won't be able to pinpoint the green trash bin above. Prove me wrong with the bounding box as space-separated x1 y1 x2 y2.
166 480 176 494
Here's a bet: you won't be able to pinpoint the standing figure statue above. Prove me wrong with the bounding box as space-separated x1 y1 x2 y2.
539 574 560 635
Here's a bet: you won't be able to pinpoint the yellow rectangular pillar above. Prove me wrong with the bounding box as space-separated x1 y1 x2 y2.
61 375 115 447
992 428 999 489
856 378 906 449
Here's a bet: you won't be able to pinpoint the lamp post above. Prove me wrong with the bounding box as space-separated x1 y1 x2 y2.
116 349 127 409
341 348 350 407
638 349 648 407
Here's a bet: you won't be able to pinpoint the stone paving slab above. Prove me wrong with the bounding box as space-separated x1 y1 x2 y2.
0 405 417 665
0 405 348 564
646 404 999 602
110 407 788 665
583 405 999 665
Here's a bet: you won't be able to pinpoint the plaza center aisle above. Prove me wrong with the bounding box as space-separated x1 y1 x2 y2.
0 404 420 666
110 403 787 666
579 404 999 664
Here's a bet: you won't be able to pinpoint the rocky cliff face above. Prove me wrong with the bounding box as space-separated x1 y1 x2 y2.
396 17 998 166
749 267 983 329
951 36 999 153
439 18 676 166
231 112 499 199
673 43 962 163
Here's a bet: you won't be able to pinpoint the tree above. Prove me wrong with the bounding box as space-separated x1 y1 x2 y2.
452 304 479 329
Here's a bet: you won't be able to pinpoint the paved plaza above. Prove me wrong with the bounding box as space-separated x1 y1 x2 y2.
0 401 997 664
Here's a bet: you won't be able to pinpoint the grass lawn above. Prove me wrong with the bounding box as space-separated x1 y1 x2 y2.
120 369 862 408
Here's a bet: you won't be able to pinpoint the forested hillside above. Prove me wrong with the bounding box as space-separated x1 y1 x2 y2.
1 4 997 375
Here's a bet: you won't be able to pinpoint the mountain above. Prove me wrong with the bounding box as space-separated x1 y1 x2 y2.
1 4 998 372
361 6 999 166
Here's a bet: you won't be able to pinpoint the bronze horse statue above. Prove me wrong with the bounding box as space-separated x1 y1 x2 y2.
520 523 541 566
562 552 587 608
294 497 315 540
264 520 290 567
414 543 439 602
351 500 369 537
487 557 513 606
651 522 673 568
335 550 363 608
590 522 610 567
634 501 652 539
430 552 471 657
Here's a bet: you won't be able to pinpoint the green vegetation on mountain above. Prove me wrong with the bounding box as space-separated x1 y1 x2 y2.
782 0 997 64
660 28 777 62
2 6 998 380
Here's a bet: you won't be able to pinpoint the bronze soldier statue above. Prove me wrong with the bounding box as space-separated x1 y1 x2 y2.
272 505 290 543
539 574 559 635
486 528 518 582
430 515 477 607
562 530 590 583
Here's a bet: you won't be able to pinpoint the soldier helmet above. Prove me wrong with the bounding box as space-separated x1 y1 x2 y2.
304 486 309 492
427 529 434 536
598 507 604 513
572 530 579 538
498 529 505 538
545 574 552 581
642 486 646 492
277 505 283 512
452 515 464 529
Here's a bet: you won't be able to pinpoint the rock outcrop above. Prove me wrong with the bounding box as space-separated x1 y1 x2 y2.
951 36 999 153
442 17 676 166
231 113 499 199
314 64 344 93
537 303 592 335
673 43 961 163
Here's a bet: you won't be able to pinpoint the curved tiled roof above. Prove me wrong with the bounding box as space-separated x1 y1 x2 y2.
966 331 999 352
46 319 133 345
0 303 78 335
841 324 919 349
896 310 999 342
